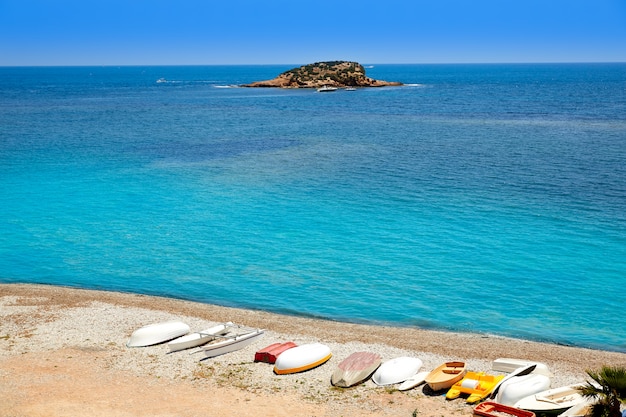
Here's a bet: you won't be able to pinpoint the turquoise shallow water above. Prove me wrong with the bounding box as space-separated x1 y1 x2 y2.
1 64 625 352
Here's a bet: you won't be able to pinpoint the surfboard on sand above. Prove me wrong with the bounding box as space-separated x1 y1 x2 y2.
398 371 429 391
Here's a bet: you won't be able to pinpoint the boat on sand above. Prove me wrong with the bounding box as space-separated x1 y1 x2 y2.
473 401 536 417
557 397 595 417
127 321 190 347
200 325 264 359
446 371 504 403
331 351 381 387
495 373 551 406
514 384 586 414
167 322 231 352
254 342 297 364
425 361 467 391
490 364 540 399
492 358 552 376
372 356 423 386
274 343 332 374
398 371 429 391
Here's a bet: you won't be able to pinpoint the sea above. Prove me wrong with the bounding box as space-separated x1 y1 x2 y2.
1 64 625 353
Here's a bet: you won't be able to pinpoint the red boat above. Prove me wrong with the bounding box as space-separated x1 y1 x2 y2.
254 342 297 364
474 401 536 417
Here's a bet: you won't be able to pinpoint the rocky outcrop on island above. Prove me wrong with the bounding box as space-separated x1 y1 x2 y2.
242 61 402 88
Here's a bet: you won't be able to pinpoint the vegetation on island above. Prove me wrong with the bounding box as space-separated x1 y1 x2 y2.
242 61 402 89
280 61 362 85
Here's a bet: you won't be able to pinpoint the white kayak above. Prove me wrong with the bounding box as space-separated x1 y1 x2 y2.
167 323 231 352
127 321 190 347
274 343 332 375
372 356 423 386
202 327 264 359
398 370 429 391
515 383 586 414
495 373 551 406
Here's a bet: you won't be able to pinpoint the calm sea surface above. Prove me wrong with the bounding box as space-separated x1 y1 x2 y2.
1 64 625 352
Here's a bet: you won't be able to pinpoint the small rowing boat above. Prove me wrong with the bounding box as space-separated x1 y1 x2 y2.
425 361 467 391
127 321 190 348
167 323 232 352
473 401 536 417
331 351 382 388
372 356 423 386
274 343 332 375
558 397 595 417
254 342 297 364
200 325 264 359
492 358 552 376
514 384 586 414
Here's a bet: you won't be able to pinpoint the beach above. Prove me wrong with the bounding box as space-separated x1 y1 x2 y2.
1 284 625 417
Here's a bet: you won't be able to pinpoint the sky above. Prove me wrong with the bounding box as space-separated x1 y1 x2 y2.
1 0 625 66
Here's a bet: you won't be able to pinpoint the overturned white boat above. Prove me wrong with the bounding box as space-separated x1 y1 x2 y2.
495 373 551 406
331 351 381 387
372 356 423 386
274 343 332 375
127 321 190 347
167 322 232 353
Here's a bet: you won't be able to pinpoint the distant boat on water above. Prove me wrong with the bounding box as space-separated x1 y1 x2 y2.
317 85 338 92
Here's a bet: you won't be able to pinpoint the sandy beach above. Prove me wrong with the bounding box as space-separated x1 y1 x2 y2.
1 283 625 417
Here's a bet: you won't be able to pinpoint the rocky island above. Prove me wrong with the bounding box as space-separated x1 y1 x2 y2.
242 61 402 89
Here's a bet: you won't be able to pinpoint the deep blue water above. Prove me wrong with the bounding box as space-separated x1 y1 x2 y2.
1 64 625 352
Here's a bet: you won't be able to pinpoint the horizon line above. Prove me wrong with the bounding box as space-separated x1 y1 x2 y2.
1 61 625 68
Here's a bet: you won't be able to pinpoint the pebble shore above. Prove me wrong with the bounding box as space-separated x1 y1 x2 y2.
1 284 625 417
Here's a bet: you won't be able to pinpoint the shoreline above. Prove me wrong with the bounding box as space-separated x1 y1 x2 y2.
2 283 625 416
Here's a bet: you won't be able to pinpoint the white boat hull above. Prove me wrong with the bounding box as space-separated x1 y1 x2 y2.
274 343 332 374
492 358 552 376
203 329 264 358
515 384 586 413
127 321 190 347
372 356 423 386
331 351 381 387
167 323 230 352
558 397 595 417
495 373 551 406
398 371 429 391
491 364 538 399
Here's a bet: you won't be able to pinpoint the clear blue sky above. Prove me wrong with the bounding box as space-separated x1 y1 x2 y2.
1 0 625 65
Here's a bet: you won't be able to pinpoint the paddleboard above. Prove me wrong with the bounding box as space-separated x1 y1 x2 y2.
398 371 429 391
